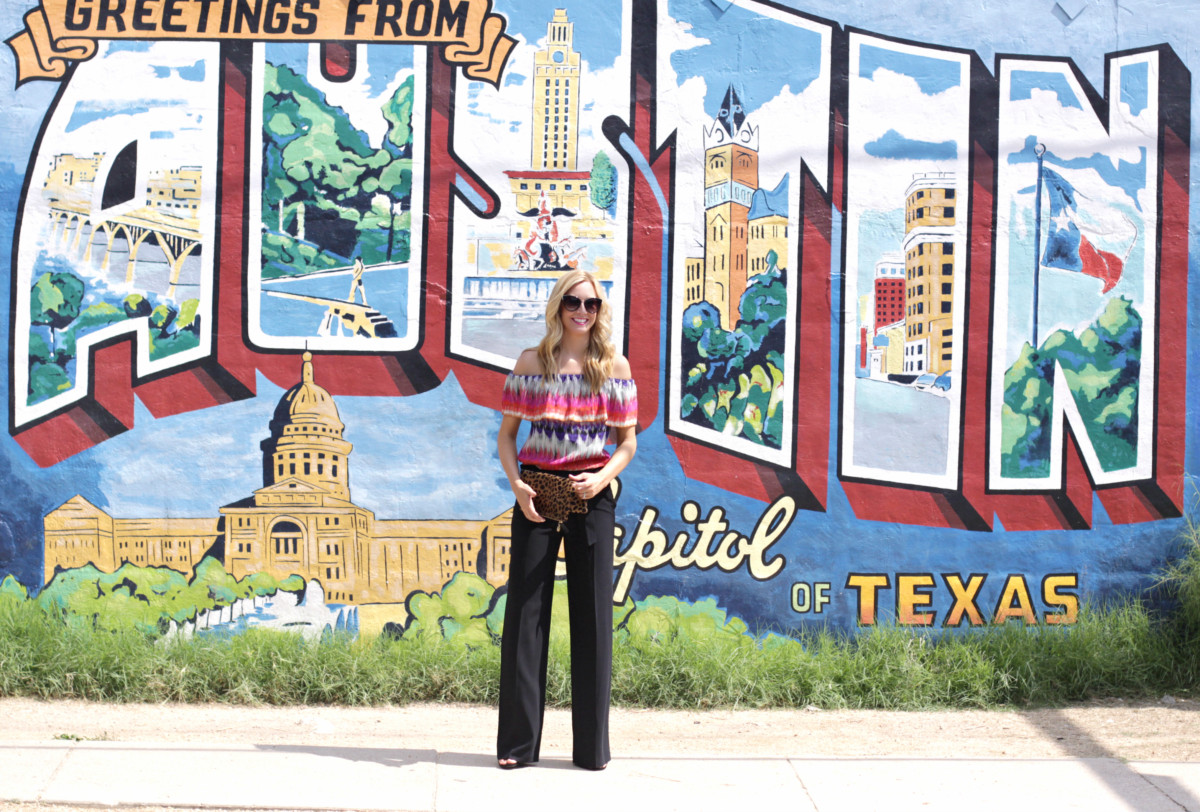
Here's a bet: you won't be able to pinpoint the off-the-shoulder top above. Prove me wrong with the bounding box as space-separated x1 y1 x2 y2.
501 373 638 471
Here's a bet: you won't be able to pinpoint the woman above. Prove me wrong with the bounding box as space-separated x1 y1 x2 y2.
496 269 637 771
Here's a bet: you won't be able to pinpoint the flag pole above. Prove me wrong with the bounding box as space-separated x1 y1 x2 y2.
1032 142 1046 349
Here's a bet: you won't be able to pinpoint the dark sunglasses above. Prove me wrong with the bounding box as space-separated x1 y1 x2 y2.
562 294 602 314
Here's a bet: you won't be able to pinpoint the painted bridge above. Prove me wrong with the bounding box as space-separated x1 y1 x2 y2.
46 203 201 300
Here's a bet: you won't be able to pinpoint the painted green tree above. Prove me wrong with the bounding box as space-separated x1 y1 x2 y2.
26 258 201 406
30 270 83 362
1001 296 1141 477
375 76 415 263
261 63 415 276
589 151 617 217
36 557 303 635
679 252 787 447
401 572 497 648
0 574 28 605
28 268 84 402
397 573 755 652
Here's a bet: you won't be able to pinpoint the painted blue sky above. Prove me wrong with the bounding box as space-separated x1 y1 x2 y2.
1005 61 1150 210
1010 70 1084 109
90 371 511 522
848 36 967 223
264 42 413 99
855 208 904 294
497 0 622 75
668 0 824 117
1121 62 1149 116
1010 138 1147 209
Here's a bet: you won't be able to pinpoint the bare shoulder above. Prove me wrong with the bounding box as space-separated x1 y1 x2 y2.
611 354 633 379
512 348 541 376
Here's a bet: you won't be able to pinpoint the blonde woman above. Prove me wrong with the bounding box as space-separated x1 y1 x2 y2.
496 270 638 771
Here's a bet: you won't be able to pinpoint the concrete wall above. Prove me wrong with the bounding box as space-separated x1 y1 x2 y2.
0 0 1197 639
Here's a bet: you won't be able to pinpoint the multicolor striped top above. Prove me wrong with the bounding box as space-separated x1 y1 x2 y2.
501 373 638 471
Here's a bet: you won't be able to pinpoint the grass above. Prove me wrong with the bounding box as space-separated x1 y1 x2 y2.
2 523 1199 710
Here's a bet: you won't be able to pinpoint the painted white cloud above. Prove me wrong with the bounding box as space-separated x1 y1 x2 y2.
848 66 968 212
657 8 711 67
38 41 219 173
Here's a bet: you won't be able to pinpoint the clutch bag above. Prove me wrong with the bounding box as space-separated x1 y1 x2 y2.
519 469 589 523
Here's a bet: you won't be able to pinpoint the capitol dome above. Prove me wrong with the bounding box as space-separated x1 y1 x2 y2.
261 352 353 502
269 351 345 440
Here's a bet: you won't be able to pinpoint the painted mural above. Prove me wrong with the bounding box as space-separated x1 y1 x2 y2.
841 35 969 488
662 0 829 467
0 0 1197 643
247 42 425 351
14 40 218 426
448 4 631 368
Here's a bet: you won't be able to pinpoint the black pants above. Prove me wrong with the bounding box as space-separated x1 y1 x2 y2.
496 478 615 769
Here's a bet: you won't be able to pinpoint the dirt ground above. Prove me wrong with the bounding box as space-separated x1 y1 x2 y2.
1 694 1198 759
2 695 1198 811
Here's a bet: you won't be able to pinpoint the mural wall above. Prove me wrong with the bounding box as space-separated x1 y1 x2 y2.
1 0 1197 641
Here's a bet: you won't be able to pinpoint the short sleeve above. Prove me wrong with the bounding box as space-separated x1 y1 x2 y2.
603 378 638 427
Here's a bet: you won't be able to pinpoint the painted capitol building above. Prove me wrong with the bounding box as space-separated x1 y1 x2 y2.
43 354 514 604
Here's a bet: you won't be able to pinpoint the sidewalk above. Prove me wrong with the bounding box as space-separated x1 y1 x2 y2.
1 699 1199 811
5 740 1200 811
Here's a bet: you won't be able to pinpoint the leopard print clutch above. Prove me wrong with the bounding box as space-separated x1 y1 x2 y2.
519 470 589 523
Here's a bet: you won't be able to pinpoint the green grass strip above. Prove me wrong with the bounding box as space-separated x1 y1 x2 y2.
1 595 1198 709
3 512 1199 709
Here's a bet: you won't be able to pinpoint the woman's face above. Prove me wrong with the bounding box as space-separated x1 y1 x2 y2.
559 279 600 339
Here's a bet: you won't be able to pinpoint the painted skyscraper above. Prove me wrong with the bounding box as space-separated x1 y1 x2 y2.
532 9 581 171
902 173 957 376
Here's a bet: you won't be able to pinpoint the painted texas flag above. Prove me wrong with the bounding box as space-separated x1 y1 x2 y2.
1040 168 1136 294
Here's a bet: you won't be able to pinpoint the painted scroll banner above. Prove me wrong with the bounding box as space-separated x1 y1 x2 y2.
7 0 516 86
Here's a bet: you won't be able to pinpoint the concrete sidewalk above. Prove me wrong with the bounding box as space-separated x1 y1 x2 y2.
4 739 1200 811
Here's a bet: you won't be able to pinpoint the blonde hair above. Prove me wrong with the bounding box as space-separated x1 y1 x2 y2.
536 270 615 392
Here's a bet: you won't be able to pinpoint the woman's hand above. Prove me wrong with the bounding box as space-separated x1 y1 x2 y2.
513 478 544 523
568 471 608 501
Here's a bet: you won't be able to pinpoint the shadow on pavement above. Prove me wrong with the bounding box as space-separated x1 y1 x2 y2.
1027 706 1200 810
254 745 582 772
253 743 434 768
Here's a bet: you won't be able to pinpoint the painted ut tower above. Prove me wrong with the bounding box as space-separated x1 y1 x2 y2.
532 9 581 171
703 86 759 329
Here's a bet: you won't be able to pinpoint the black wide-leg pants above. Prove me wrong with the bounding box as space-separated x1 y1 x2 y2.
497 483 615 769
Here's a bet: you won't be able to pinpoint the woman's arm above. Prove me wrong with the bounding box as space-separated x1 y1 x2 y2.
499 414 542 522
500 349 543 522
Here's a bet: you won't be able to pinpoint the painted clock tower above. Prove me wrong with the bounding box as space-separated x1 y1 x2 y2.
702 85 760 329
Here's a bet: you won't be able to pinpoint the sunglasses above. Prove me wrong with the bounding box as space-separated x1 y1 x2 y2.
561 294 602 314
